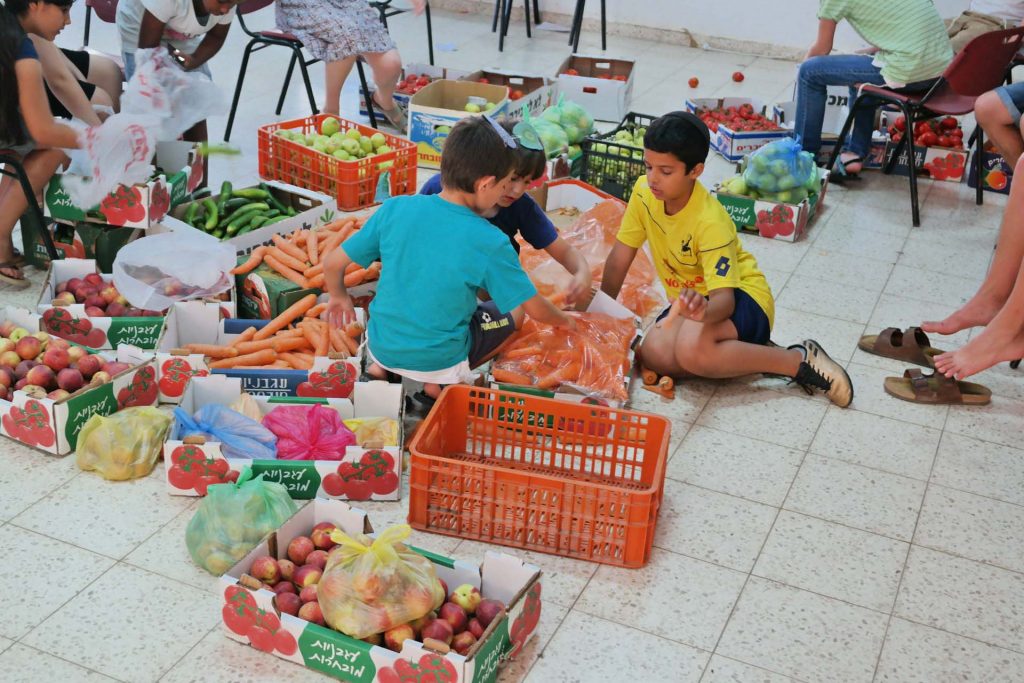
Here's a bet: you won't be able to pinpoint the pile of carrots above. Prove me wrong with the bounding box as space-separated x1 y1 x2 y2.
171 293 363 370
230 216 381 290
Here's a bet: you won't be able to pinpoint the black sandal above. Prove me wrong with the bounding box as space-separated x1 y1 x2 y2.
830 153 864 184
406 390 437 414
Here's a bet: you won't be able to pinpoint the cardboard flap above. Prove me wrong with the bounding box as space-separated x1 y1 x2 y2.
352 381 403 419
480 551 542 605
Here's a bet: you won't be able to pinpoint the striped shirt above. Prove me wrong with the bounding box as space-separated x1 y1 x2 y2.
819 0 953 84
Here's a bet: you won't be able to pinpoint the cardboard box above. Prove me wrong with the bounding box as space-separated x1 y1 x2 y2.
461 69 554 121
153 182 337 253
0 309 157 455
44 141 202 228
686 98 790 162
408 80 510 169
153 301 363 403
358 62 471 118
218 498 543 683
713 172 830 243
883 140 968 183
164 374 402 500
968 148 1014 195
20 214 144 271
554 54 635 122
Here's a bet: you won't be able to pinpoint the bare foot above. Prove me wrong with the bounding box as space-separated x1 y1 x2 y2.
366 362 387 380
840 152 863 175
933 321 1024 380
921 293 1005 336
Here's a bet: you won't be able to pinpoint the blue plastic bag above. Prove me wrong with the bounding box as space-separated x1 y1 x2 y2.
174 404 277 460
741 138 816 198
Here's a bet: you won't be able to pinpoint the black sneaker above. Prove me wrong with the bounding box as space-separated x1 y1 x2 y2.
789 339 854 407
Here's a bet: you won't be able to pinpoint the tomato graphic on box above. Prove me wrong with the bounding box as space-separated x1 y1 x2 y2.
42 307 107 347
116 366 158 408
378 654 458 683
2 400 56 448
187 153 204 192
168 444 237 494
100 185 146 226
221 585 298 656
509 582 541 658
321 449 398 500
159 357 208 398
149 179 170 223
296 361 356 399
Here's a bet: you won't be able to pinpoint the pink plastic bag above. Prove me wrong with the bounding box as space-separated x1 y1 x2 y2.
262 404 356 461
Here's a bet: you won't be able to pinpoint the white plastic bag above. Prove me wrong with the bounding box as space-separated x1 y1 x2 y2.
112 232 235 310
62 49 226 210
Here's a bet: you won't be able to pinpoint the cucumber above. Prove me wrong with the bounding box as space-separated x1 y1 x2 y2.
216 181 232 214
218 202 269 228
231 187 270 200
183 202 200 227
202 198 218 231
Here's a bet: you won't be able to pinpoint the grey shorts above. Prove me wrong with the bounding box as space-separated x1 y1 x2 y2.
468 301 517 368
996 82 1024 126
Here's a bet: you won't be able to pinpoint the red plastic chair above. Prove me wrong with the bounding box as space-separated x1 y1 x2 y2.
224 0 378 140
826 26 1024 226
82 0 118 46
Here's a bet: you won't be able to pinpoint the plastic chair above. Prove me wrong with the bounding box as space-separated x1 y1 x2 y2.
826 26 1024 226
491 0 540 52
82 0 118 47
223 0 378 140
370 1 435 66
0 151 59 263
568 0 606 52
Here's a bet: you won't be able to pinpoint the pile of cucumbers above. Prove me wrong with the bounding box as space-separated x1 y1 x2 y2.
182 182 297 239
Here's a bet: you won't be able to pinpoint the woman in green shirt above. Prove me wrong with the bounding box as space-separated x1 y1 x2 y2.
794 0 953 176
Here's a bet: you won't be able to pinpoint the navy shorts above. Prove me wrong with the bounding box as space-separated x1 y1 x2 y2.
468 301 517 367
656 288 771 345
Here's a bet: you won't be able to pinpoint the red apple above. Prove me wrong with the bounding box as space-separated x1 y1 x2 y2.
57 368 84 393
475 599 505 628
67 346 86 363
89 370 111 385
47 389 70 401
25 365 56 390
451 630 477 655
384 623 415 652
278 559 296 582
51 292 76 307
298 601 325 625
299 584 318 604
0 368 11 390
0 338 13 354
64 277 83 295
42 347 70 372
468 617 484 638
14 378 28 390
409 611 436 636
74 286 95 303
125 308 143 317
84 306 106 317
47 337 70 352
272 580 296 595
83 273 104 287
15 336 41 360
438 578 448 600
141 309 163 317
105 302 127 318
276 592 302 616
0 351 21 368
75 354 102 379
55 280 68 294
102 361 131 377
250 556 281 584
420 618 453 645
100 285 120 304
439 602 468 634
305 550 328 571
449 584 481 614
287 536 315 565
293 564 322 588
15 359 37 379
310 522 338 550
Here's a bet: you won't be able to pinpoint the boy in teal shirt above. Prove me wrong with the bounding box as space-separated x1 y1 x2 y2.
323 117 574 404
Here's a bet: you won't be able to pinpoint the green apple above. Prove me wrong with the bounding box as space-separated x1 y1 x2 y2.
484 102 496 111
345 128 362 141
370 132 387 149
330 132 347 144
376 144 391 154
312 139 330 153
464 103 481 113
435 125 451 134
341 138 360 154
321 116 341 136
333 149 351 160
273 129 289 138
359 136 373 153
304 133 317 146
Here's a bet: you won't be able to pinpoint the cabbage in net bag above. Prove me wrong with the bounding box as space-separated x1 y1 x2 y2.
76 407 171 480
318 525 446 639
522 106 569 159
186 468 297 574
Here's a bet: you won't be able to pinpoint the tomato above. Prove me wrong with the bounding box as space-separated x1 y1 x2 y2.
952 128 964 138
937 135 952 148
940 116 958 130
345 478 373 500
919 131 938 147
893 116 906 131
223 604 254 636
370 471 400 495
321 472 346 497
688 77 699 88
732 71 744 82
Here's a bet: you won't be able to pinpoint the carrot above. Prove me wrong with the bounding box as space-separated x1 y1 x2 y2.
233 338 278 355
272 234 309 262
265 254 310 289
343 268 367 287
345 321 365 339
300 323 320 352
253 293 317 340
340 331 360 356
277 352 305 369
269 247 309 273
337 223 356 243
364 261 381 281
267 361 291 369
315 322 330 356
306 230 319 266
344 262 362 275
304 263 324 279
184 344 238 359
231 326 258 347
209 348 277 369
501 345 543 360
329 328 349 356
640 367 658 386
321 217 353 233
307 273 325 290
292 230 306 246
318 228 346 257
273 336 312 353
305 302 327 318
231 246 267 275
277 327 305 338
492 369 532 385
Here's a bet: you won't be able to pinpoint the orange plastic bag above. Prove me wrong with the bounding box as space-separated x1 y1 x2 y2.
520 200 666 318
491 312 635 401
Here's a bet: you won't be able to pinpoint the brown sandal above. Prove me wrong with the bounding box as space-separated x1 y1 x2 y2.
883 368 991 405
858 327 944 367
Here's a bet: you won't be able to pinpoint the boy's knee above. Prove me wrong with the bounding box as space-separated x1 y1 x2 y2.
975 92 1007 126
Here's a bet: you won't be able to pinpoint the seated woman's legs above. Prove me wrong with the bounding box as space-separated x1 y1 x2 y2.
84 54 123 112
0 148 67 283
975 87 1024 167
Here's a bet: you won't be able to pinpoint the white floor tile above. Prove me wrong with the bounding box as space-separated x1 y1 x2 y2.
701 655 799 683
160 627 330 683
0 444 81 521
811 220 908 264
0 644 117 682
696 383 828 451
770 306 866 362
844 362 950 430
775 274 880 324
882 265 981 308
498 600 571 683
797 248 894 291
944 395 1024 451
931 432 1024 507
122 501 220 594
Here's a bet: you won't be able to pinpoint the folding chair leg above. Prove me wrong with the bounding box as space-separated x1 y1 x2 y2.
899 103 922 227
425 3 435 66
600 0 606 50
524 0 531 39
224 40 256 142
569 0 583 46
297 53 318 116
498 0 509 51
357 61 378 129
572 0 586 53
492 0 500 32
975 126 985 206
83 6 92 47
3 157 58 261
533 0 541 24
277 52 298 116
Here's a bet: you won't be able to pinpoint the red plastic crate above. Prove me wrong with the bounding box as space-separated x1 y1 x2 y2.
257 114 417 211
408 386 671 568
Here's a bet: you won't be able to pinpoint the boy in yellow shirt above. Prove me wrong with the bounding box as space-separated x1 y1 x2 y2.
601 112 853 407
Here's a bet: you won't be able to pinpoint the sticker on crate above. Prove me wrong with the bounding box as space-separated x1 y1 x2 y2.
685 98 790 162
968 146 1014 195
408 80 510 168
883 141 968 183
218 498 543 683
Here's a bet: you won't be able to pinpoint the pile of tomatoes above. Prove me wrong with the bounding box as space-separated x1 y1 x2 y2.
396 73 432 95
888 115 964 149
696 103 781 133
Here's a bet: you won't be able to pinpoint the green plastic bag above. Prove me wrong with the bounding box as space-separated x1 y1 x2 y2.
186 468 297 575
523 106 569 160
540 94 594 144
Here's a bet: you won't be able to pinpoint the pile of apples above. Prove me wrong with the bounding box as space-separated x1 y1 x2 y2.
274 118 393 164
887 115 964 150
0 321 128 402
51 273 161 317
696 103 781 133
396 73 432 95
463 100 498 114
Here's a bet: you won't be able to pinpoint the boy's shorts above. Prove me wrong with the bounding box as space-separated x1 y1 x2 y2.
469 301 517 367
656 288 771 345
995 82 1024 126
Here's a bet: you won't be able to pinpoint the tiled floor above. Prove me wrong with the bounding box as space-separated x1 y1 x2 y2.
2 5 1022 682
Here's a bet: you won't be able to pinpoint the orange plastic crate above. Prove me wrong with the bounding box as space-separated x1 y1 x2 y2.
257 114 417 211
408 386 671 568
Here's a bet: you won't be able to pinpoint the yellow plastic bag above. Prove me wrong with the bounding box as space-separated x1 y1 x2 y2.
318 524 445 639
229 392 263 422
343 417 399 447
76 407 172 480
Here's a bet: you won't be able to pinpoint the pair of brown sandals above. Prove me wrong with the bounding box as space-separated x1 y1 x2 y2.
858 327 991 406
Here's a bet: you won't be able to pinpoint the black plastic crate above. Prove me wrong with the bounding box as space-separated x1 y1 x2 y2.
580 112 657 201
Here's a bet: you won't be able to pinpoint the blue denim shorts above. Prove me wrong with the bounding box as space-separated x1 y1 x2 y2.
656 288 771 345
996 82 1024 126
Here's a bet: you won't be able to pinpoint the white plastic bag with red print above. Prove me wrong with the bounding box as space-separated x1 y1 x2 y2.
63 49 225 209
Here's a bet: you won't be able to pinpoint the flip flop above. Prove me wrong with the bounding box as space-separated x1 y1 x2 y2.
858 327 944 368
830 153 864 184
0 261 30 289
883 368 991 406
370 92 407 130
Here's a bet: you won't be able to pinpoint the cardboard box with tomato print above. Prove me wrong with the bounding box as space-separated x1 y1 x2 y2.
218 498 543 683
713 171 831 243
880 115 969 183
0 313 158 455
164 374 402 500
154 300 364 404
44 141 202 228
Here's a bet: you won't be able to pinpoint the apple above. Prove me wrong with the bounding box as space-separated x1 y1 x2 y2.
464 103 481 113
293 564 322 588
47 389 70 401
22 385 46 399
451 631 477 655
51 292 76 307
100 285 120 304
84 273 104 287
124 308 143 317
67 346 86 363
142 309 163 317
321 117 341 136
47 337 70 352
0 339 12 354
287 536 315 565
9 327 29 342
25 365 56 390
15 359 37 379
0 369 10 390
304 550 328 571
15 336 41 360
276 592 302 616
0 351 21 368
449 584 481 614
438 578 448 600
73 286 94 303
102 361 131 377
311 522 338 550
106 302 127 318
439 602 468 634
420 618 453 645
0 320 15 338
251 556 281 584
14 378 27 390
384 623 415 652
272 580 297 595
278 559 296 582
42 347 70 372
468 617 484 638
362 633 382 646
63 278 83 295
84 306 105 317
298 601 325 626
56 368 84 392
89 370 111 386
475 599 505 628
75 354 102 379
688 76 699 88
370 132 386 149
409 611 435 636
299 584 318 604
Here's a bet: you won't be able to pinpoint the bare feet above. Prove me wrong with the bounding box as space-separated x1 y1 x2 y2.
933 317 1024 380
921 292 1006 336
839 151 863 175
